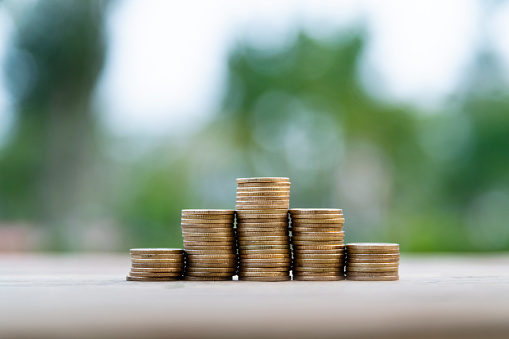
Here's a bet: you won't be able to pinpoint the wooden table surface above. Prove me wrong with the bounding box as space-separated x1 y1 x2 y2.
1 253 508 338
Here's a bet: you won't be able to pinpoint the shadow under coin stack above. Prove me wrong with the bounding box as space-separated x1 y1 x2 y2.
126 248 185 281
290 209 346 281
345 243 400 281
236 177 292 282
181 209 237 281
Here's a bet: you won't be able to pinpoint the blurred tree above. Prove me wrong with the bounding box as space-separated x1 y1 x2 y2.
0 1 109 246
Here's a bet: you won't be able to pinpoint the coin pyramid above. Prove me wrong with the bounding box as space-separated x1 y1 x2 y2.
236 177 292 281
345 243 400 281
127 248 184 281
181 209 237 281
290 209 345 281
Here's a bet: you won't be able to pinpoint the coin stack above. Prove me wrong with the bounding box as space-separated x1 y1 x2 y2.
290 209 346 281
126 248 185 281
181 209 237 281
236 177 292 282
345 243 400 281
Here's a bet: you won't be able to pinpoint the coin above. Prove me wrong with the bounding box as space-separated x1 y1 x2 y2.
237 236 290 241
183 245 235 250
181 231 234 237
291 218 345 224
240 254 290 259
236 177 290 183
346 262 399 268
292 266 343 272
186 262 237 268
236 210 288 216
185 271 235 277
294 254 344 260
238 276 291 282
129 271 182 277
238 271 289 277
346 275 399 281
131 258 183 264
236 196 290 201
183 240 236 245
346 243 399 251
292 244 344 251
130 254 185 259
291 214 343 219
239 244 289 250
184 249 236 255
290 227 343 232
187 253 237 259
182 209 235 215
130 267 184 273
185 267 237 273
130 248 184 254
237 192 290 197
236 231 289 237
236 205 289 211
293 271 343 276
289 208 343 214
293 275 344 281
237 267 288 273
239 262 291 268
346 256 400 263
346 271 400 277
346 266 399 273
131 263 184 268
183 276 232 281
292 234 345 241
239 249 291 255
236 187 291 192
126 276 181 281
292 240 344 246
182 236 236 242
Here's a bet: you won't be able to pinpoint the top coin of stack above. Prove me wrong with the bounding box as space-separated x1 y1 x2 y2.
236 177 292 282
345 243 400 281
127 248 185 281
290 209 346 281
181 209 237 281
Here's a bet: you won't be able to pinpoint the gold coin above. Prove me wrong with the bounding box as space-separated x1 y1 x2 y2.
293 275 344 281
238 267 288 273
240 254 290 259
292 244 344 251
239 262 291 268
235 205 289 211
236 196 290 201
187 253 237 259
236 210 288 216
238 271 289 277
237 235 289 241
346 243 399 251
129 248 184 255
185 267 237 273
236 177 290 183
346 267 399 273
181 213 234 218
129 271 182 277
184 250 236 255
291 215 344 221
290 227 343 232
181 219 234 224
238 241 290 247
131 263 184 268
236 231 289 237
346 257 400 263
238 244 289 250
236 224 289 229
186 262 237 269
292 234 344 240
346 262 399 268
291 218 345 224
289 208 342 214
294 248 344 254
236 191 290 197
346 275 399 281
294 254 344 260
181 209 234 215
184 271 234 277
239 249 291 255
126 276 180 281
131 258 183 264
182 235 235 241
237 185 292 194
183 276 232 281
181 232 234 238
292 266 343 273
293 258 343 264
292 240 344 246
183 240 236 246
130 254 184 259
346 271 400 277
237 219 288 224
240 258 291 264
238 276 291 282
130 267 183 273
184 247 236 252
346 249 400 255
293 271 343 276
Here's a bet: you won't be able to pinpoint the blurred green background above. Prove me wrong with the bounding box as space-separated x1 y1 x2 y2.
0 0 508 252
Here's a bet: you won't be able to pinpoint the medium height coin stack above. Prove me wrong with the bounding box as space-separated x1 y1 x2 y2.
181 209 237 281
235 177 292 281
290 209 346 281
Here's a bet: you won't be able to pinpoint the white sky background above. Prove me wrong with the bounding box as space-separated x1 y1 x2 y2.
1 0 509 139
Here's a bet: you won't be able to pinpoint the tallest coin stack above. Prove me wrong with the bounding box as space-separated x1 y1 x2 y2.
235 178 292 281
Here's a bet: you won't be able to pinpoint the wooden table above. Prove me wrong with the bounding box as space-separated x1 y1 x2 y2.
1 254 508 338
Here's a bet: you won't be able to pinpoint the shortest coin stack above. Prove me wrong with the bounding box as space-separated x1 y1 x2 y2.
345 243 400 281
127 248 185 281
